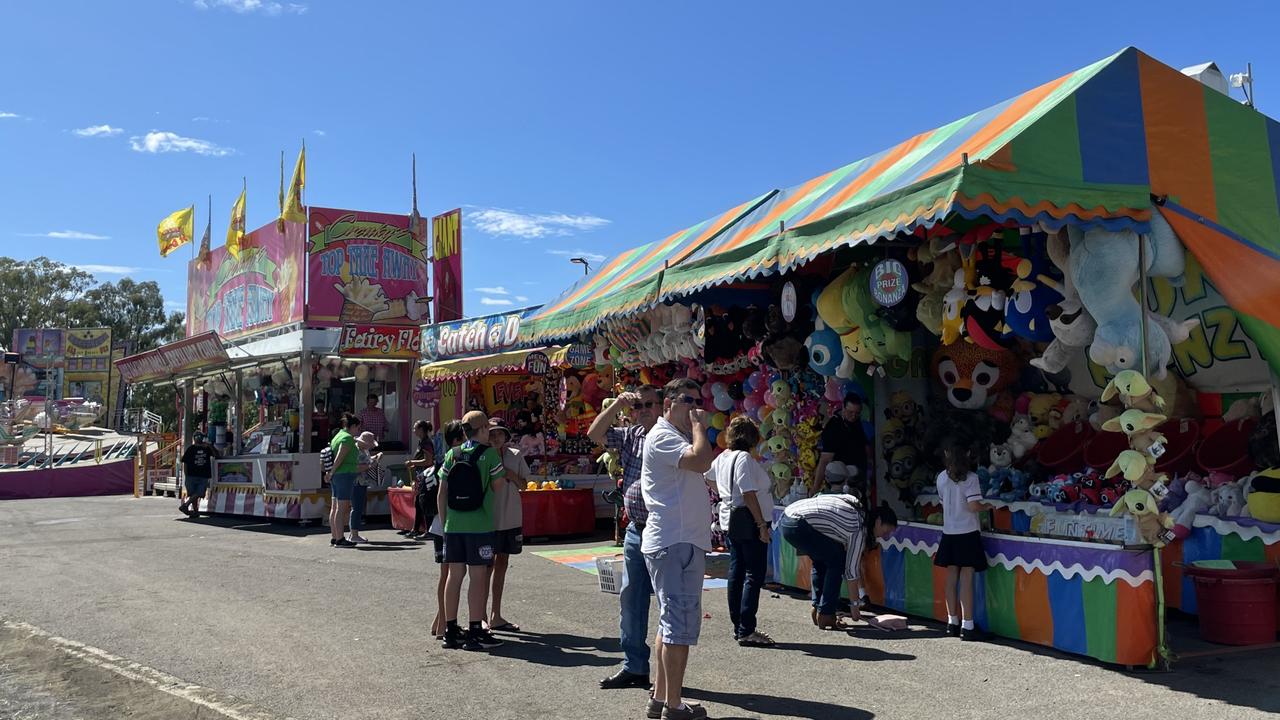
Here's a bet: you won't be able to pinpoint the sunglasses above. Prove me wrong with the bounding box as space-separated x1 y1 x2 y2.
676 396 705 407
635 401 658 409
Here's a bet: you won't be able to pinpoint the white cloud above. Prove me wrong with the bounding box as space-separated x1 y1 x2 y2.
19 230 111 240
479 297 514 307
469 207 610 238
193 0 307 14
130 131 233 156
474 286 510 295
76 264 144 275
0 112 19 119
515 295 530 303
72 124 123 137
547 249 607 264
313 129 326 136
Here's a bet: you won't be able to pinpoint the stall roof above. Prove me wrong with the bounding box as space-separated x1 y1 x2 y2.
418 346 569 382
518 47 1280 372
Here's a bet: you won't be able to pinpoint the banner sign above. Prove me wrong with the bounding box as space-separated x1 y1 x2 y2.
308 207 431 327
421 308 539 362
187 220 306 340
63 327 112 407
524 351 550 376
11 329 65 399
338 324 422 358
567 342 594 368
432 208 463 323
413 378 442 408
115 332 229 384
870 259 908 307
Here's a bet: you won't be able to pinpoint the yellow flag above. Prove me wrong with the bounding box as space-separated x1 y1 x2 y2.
281 144 306 225
226 187 246 258
157 206 194 257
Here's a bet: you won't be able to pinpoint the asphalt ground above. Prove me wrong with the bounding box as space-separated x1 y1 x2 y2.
0 495 1277 720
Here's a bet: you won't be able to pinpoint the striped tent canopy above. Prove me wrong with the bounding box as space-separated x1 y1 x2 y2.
522 47 1280 371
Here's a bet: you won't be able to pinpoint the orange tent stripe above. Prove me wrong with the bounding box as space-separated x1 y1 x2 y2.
1139 54 1217 220
930 564 950 622
717 171 837 253
794 131 934 228
921 73 1071 179
1114 580 1158 666
536 249 645 316
1013 568 1054 646
864 548 886 606
1160 208 1280 327
670 199 756 265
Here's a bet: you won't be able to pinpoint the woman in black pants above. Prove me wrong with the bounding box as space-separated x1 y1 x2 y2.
710 416 776 647
403 420 436 538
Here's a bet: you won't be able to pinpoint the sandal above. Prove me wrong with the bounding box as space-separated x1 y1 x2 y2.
490 622 521 633
737 631 775 647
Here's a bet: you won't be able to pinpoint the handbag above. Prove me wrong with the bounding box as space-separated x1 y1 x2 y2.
726 451 761 541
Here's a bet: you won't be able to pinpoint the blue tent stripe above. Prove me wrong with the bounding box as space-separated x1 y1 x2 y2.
1075 48 1149 186
1267 117 1280 227
875 100 1014 197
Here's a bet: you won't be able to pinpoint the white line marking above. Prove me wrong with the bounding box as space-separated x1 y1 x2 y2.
2 620 292 720
32 517 86 525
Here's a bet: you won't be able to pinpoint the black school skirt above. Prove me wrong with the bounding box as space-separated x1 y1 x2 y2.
934 531 988 571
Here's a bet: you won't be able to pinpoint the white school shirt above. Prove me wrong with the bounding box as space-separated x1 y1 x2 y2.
708 450 774 531
640 417 712 554
937 470 983 535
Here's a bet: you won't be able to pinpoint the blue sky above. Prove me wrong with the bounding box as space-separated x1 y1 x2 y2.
1 0 1276 318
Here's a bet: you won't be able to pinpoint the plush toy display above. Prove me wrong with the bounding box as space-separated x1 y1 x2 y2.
1101 409 1168 459
1245 468 1280 522
1067 213 1198 378
1100 370 1168 413
1004 230 1063 343
931 342 1019 418
1030 228 1097 375
1210 481 1247 518
912 237 962 337
1007 414 1038 459
1105 450 1168 498
850 266 911 364
940 267 970 346
813 273 875 366
1169 478 1212 537
1110 488 1176 547
806 316 857 378
962 241 1015 350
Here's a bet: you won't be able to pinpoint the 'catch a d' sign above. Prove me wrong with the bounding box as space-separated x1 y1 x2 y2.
870 258 908 308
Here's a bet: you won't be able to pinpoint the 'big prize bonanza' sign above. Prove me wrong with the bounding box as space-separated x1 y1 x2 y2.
338 324 422 359
308 208 431 327
187 221 306 340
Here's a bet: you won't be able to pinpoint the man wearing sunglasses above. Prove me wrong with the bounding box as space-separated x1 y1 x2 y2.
589 385 661 691
640 378 715 720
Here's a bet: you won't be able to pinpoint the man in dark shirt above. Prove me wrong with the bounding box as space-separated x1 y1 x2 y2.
815 393 872 501
179 432 219 517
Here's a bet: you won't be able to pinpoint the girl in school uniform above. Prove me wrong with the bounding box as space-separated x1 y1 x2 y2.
933 441 989 640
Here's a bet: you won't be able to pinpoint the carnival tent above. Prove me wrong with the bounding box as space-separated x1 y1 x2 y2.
518 47 1280 372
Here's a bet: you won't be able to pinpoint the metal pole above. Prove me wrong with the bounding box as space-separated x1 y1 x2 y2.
1138 233 1149 378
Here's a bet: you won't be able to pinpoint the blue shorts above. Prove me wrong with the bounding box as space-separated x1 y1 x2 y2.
644 542 706 646
330 472 357 501
184 476 210 499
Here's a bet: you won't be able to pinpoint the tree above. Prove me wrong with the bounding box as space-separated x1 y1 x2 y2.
0 257 94 349
68 278 183 354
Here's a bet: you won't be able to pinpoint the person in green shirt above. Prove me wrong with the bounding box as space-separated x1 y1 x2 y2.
437 410 507 651
325 413 363 548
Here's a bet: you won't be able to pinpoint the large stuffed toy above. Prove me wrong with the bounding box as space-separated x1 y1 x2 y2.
912 237 962 337
1004 230 1063 343
813 274 875 366
931 342 1020 420
806 315 856 379
1030 228 1097 374
850 265 911 364
1067 213 1198 378
962 241 1015 350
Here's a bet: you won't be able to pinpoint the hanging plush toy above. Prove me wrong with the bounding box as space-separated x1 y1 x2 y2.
931 342 1020 418
814 272 875 365
806 315 856 378
962 240 1016 350
941 266 970 346
1004 229 1063 343
850 266 910 364
1102 409 1168 459
1110 488 1177 547
1068 213 1199 378
1030 228 1097 374
912 237 962 337
1106 450 1169 500
1100 370 1167 413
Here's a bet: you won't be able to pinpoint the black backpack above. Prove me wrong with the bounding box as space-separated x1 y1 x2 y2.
446 444 488 512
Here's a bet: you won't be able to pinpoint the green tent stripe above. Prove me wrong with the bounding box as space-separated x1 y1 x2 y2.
1008 95 1084 185
903 549 935 618
1081 576 1118 663
983 565 1020 639
1236 312 1280 378
1220 532 1267 562
1204 86 1280 253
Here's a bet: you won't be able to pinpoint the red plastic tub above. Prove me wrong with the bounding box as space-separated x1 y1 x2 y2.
1185 561 1278 645
1197 418 1259 479
1084 430 1130 471
1038 422 1095 473
1154 418 1201 476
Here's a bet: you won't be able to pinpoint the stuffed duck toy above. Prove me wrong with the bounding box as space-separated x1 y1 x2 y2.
1066 213 1198 379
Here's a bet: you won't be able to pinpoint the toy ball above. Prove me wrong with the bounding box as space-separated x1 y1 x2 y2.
714 394 734 412
717 431 728 449
701 383 715 399
763 391 776 407
743 396 762 414
711 413 727 430
706 428 719 445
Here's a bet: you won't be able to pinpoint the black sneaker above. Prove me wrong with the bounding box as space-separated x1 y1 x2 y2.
946 623 961 637
441 626 465 649
465 627 503 650
960 626 989 642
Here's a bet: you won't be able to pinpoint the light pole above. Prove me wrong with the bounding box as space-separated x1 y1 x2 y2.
570 256 591 276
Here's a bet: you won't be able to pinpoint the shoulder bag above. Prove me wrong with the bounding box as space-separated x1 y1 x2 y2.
727 451 761 541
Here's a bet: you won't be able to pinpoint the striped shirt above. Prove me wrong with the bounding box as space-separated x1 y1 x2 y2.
783 494 867 581
606 424 649 526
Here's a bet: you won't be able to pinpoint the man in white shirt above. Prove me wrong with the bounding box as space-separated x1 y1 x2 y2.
640 378 714 720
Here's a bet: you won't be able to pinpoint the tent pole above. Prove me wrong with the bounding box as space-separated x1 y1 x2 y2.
1138 233 1149 378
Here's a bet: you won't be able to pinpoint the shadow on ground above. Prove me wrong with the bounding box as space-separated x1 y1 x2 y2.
685 687 874 720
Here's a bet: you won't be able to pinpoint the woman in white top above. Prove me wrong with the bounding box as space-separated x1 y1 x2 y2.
708 416 775 647
933 441 989 641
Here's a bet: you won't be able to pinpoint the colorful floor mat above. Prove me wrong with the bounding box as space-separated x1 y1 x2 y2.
531 545 728 589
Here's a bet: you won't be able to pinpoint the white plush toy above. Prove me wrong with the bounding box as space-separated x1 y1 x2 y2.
1007 414 1038 460
1030 228 1097 374
1210 481 1247 518
1172 479 1213 531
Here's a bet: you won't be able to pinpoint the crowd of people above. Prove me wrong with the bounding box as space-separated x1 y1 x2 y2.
178 377 996 720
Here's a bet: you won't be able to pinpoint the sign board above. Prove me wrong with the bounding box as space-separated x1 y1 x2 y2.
567 342 594 369
432 208 463 323
63 327 112 408
187 220 306 340
870 258 908 308
11 329 65 399
115 332 229 384
780 281 797 322
338 324 422 358
413 378 442 408
421 309 534 361
524 351 550 376
307 207 431 327
1031 509 1137 544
